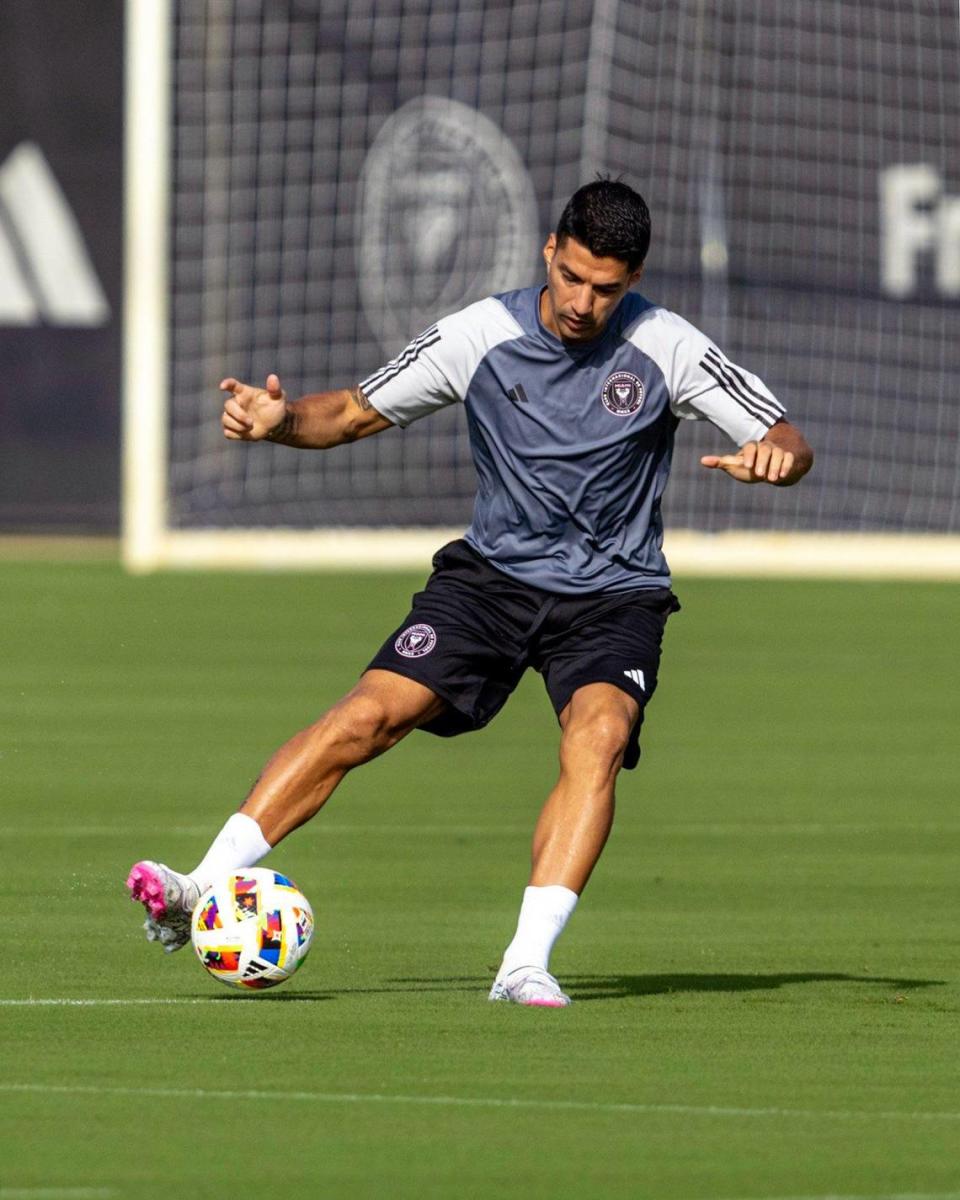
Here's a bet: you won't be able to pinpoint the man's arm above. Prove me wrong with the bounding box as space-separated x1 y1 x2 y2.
220 373 393 448
700 418 813 486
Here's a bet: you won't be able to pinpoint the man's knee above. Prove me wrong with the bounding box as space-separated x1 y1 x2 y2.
560 713 631 770
321 693 395 761
559 687 638 775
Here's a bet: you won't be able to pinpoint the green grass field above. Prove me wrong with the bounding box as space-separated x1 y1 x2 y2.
1 560 957 1199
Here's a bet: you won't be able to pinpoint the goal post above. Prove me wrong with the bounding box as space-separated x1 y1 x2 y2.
123 0 960 579
123 0 170 573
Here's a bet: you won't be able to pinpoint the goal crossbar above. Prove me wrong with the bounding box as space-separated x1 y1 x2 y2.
126 528 960 581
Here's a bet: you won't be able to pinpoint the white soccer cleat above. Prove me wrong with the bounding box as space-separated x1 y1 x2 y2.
126 861 200 954
488 966 571 1008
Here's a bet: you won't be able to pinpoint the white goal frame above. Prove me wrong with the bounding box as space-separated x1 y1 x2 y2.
122 0 960 581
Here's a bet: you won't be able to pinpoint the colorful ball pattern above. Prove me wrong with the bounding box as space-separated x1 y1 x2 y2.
190 869 314 990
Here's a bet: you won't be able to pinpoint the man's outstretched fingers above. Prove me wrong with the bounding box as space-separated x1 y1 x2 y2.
222 397 254 436
701 453 734 469
700 453 744 474
777 450 795 481
752 445 768 479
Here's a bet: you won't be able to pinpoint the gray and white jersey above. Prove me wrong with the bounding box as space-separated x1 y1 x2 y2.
360 286 785 594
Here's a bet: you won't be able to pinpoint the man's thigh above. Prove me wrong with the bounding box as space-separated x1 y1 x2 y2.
536 590 680 769
348 668 449 732
365 541 539 736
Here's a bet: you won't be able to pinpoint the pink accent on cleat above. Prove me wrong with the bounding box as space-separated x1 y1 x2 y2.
488 966 571 1007
127 860 198 953
126 863 169 920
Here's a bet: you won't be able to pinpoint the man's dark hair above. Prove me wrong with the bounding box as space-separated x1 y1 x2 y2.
555 179 651 271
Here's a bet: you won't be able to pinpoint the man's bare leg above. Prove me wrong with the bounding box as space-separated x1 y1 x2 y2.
491 683 638 1006
530 682 638 892
236 670 446 844
128 670 445 948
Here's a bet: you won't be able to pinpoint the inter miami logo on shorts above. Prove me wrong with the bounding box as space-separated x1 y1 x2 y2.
395 623 438 658
601 371 645 417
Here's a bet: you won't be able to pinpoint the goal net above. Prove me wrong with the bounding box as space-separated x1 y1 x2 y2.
124 0 960 574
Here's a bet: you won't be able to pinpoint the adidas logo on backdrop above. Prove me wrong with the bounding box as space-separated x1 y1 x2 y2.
0 141 110 327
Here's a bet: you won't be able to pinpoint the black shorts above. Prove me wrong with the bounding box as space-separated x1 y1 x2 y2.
366 540 680 769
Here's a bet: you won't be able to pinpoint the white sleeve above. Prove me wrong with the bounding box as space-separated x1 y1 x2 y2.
358 298 523 428
665 313 786 445
627 308 785 446
357 323 457 428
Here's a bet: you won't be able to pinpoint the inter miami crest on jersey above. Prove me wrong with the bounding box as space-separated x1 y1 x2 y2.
360 285 784 594
601 370 645 416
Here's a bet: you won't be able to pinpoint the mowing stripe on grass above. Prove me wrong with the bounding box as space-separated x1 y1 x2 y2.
3 822 960 838
3 1082 960 1125
0 824 528 838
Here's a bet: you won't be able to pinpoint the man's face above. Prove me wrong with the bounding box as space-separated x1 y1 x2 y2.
539 233 643 343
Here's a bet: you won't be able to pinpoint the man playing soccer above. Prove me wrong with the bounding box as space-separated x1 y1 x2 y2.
128 180 812 1007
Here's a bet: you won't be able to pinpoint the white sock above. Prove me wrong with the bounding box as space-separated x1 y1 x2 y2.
188 812 272 893
499 885 579 976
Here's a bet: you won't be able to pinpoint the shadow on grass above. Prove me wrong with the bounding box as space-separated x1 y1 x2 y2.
186 991 338 1002
384 970 946 1003
558 971 946 1002
185 972 947 1003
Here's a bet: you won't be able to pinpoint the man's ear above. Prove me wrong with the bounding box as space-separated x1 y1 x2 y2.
543 232 557 269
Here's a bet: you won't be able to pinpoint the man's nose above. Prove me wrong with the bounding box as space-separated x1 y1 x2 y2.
572 286 592 314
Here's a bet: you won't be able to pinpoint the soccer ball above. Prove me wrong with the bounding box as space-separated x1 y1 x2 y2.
190 868 314 990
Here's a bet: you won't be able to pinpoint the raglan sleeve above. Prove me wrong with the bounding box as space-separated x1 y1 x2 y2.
357 311 471 428
662 312 786 446
360 321 460 429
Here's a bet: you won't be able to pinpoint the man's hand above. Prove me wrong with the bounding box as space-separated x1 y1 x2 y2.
220 373 287 441
700 440 794 484
700 420 813 486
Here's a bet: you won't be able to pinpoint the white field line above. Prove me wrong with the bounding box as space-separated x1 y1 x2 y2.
0 999 217 1007
737 1195 960 1200
2 1081 960 1125
0 1192 116 1199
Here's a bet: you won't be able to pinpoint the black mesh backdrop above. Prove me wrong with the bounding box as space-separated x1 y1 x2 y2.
167 0 960 534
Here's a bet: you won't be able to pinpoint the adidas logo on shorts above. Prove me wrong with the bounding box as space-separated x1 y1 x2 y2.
623 668 646 690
